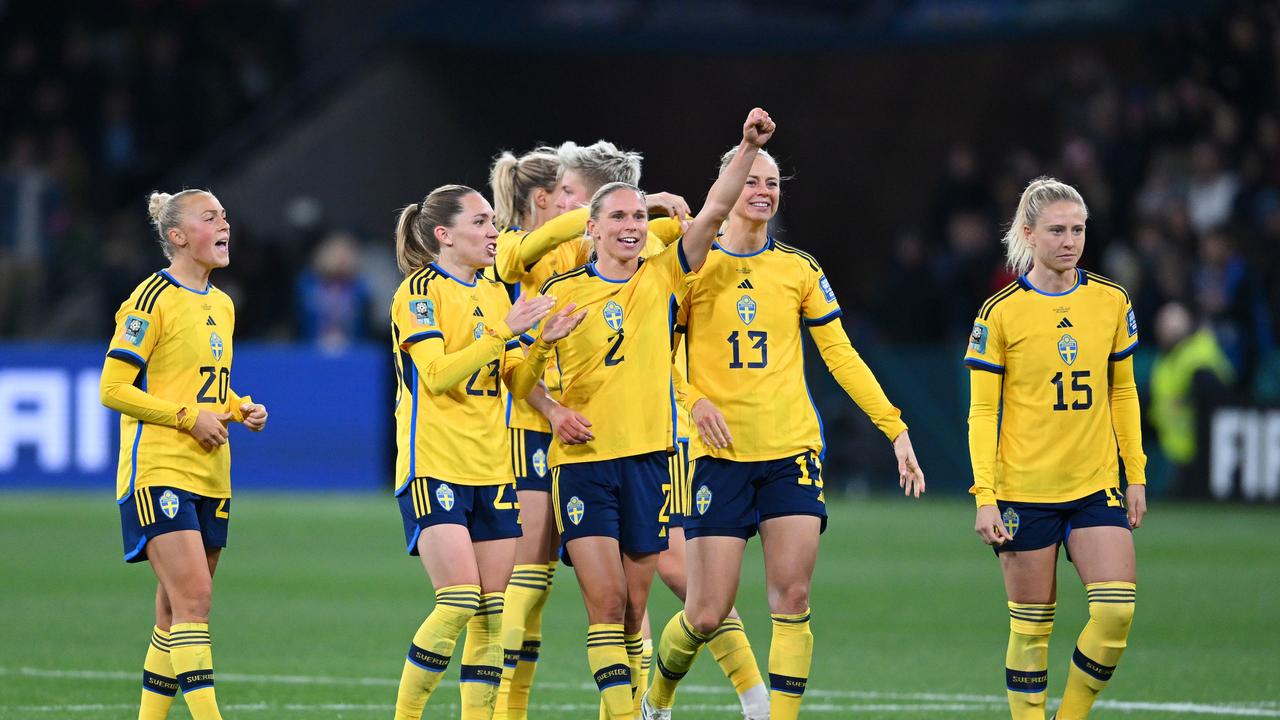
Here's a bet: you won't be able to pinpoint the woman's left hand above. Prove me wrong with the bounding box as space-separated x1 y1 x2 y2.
241 402 268 432
892 430 925 498
1126 484 1147 529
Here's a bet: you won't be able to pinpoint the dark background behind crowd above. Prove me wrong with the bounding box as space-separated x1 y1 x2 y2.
3 0 1276 495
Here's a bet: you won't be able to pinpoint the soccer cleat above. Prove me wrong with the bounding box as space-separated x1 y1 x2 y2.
641 689 672 720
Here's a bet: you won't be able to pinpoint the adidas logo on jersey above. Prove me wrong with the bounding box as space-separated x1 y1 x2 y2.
473 307 484 317
738 279 754 289
1057 317 1073 328
206 316 216 326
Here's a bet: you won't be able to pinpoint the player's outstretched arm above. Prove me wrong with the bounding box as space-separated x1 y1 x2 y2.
681 108 775 271
410 294 553 395
504 301 587 399
497 208 591 283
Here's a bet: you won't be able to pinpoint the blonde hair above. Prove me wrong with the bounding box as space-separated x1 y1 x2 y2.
557 140 642 195
1003 176 1088 275
489 148 559 230
147 189 210 259
717 146 779 176
394 184 477 274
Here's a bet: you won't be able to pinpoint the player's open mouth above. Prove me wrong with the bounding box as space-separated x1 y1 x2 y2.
486 242 497 255
215 238 229 249
749 201 771 210
617 235 640 246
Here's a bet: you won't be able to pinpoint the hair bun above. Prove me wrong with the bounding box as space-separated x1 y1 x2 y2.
147 192 172 222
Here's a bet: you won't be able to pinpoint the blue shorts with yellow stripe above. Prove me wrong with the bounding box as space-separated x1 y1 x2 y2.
552 451 669 565
398 477 521 555
683 451 827 540
665 439 692 530
510 428 553 493
119 486 230 563
995 487 1130 557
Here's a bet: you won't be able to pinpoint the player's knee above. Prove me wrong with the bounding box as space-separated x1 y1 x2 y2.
591 593 628 625
684 606 729 636
1089 597 1135 633
656 558 686 598
168 582 213 620
769 583 810 615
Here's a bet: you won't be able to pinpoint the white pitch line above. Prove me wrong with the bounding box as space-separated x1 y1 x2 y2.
5 666 1280 717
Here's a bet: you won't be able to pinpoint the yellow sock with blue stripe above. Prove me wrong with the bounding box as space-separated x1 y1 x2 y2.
460 592 505 719
640 638 653 695
587 624 633 719
494 565 550 720
1006 602 1054 719
139 626 177 720
1058 582 1136 720
649 611 709 708
708 616 765 693
769 609 813 720
626 633 646 715
395 584 480 720
168 622 220 720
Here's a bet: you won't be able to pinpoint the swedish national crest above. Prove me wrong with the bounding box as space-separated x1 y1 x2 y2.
695 485 712 515
1001 507 1020 537
602 301 624 332
1057 334 1079 365
435 483 455 511
736 295 758 325
567 496 585 526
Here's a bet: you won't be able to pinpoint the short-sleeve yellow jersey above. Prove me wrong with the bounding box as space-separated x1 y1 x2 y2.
681 239 847 461
501 215 685 434
964 269 1141 503
536 240 696 466
107 271 238 501
391 263 525 491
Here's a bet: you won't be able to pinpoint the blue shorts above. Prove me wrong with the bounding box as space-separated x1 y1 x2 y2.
398 478 522 555
511 428 553 493
552 452 669 564
665 439 692 531
995 488 1131 558
683 451 827 540
119 486 230 563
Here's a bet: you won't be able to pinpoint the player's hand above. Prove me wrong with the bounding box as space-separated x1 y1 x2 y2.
892 430 925 498
505 293 555 335
540 303 588 343
975 504 1013 546
240 402 268 432
1126 484 1147 529
187 410 231 450
549 404 593 445
692 398 732 449
646 192 691 221
742 108 775 148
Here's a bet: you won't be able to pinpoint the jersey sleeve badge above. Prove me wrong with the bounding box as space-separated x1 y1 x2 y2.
410 299 436 326
122 315 149 346
969 322 988 354
1127 308 1137 337
818 275 836 303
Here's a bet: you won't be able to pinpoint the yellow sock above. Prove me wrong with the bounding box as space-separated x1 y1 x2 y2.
139 626 177 720
494 565 549 720
649 612 708 708
1058 582 1136 720
587 624 633 719
768 609 813 720
708 616 764 694
1006 602 1054 720
640 638 653 694
626 633 646 715
395 584 481 720
168 622 220 720
460 592 505 719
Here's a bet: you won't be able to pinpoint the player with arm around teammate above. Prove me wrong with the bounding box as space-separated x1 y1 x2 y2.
643 147 926 720
101 189 268 720
967 177 1147 720
388 184 585 720
515 109 775 720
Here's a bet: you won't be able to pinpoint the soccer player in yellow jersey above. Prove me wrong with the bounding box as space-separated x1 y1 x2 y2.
644 147 926 720
516 108 775 720
100 190 269 720
487 143 692 720
966 177 1147 720
388 183 585 720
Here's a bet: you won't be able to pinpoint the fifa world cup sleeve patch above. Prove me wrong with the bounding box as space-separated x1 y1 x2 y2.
818 275 836 303
1127 308 1137 337
969 322 989 354
122 315 149 346
410 298 436 326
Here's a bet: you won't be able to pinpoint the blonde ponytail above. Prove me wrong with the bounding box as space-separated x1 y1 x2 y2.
1002 176 1088 275
147 188 209 259
489 148 559 230
394 184 477 274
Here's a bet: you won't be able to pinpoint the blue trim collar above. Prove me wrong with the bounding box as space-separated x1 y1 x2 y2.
159 269 211 295
1019 268 1083 297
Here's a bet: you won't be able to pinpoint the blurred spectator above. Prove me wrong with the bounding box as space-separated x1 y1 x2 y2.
295 231 374 352
1186 142 1240 232
1193 227 1273 377
873 227 944 343
1148 302 1235 495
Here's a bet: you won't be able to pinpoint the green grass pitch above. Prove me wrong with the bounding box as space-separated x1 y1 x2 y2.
1 493 1278 718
